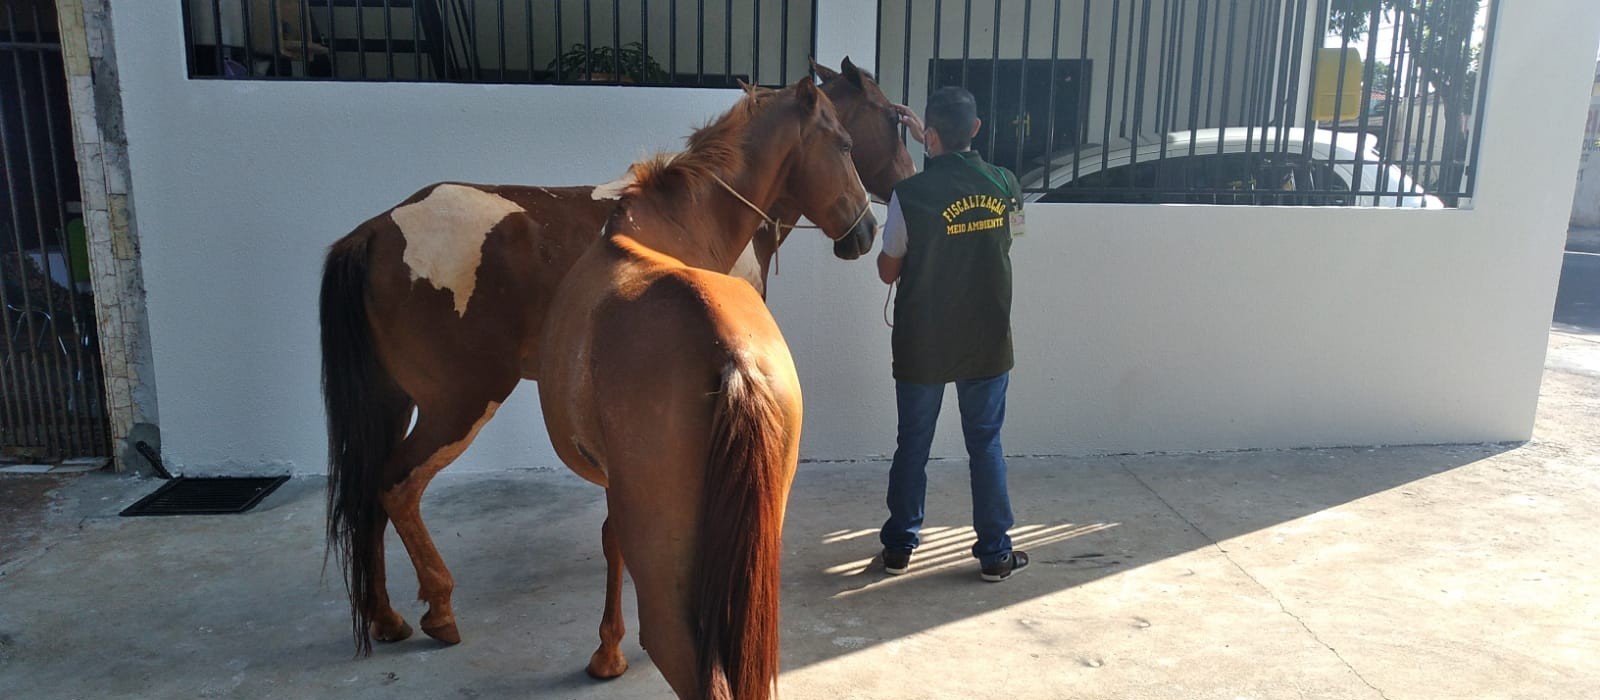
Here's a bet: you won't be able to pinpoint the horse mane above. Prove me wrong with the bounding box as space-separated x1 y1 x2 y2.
626 86 782 200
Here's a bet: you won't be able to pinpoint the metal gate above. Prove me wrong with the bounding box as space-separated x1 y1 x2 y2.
0 0 110 461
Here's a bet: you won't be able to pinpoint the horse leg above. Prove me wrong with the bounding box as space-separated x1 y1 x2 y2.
380 398 501 645
366 511 413 642
604 485 703 698
586 515 630 679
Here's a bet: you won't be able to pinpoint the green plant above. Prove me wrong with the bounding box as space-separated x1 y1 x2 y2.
547 41 664 83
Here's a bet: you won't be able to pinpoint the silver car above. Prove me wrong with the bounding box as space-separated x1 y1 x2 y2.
1017 127 1444 208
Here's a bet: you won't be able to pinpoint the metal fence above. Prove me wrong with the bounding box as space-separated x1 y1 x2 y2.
1 1 111 460
181 0 816 88
876 0 1497 207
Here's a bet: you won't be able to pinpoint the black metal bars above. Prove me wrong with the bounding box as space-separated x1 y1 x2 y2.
182 0 814 88
1 2 111 460
876 0 1497 207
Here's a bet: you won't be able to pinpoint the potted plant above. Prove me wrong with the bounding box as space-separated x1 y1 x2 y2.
548 41 664 84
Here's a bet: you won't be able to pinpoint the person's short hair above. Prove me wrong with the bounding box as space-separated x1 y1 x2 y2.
925 87 979 151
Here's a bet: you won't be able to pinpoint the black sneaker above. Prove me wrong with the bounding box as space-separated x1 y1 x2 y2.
882 548 912 575
980 551 1030 582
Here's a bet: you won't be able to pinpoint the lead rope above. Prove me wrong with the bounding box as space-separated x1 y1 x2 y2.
883 281 895 328
708 172 872 233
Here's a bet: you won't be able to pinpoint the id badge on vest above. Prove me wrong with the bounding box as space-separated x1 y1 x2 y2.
1009 208 1026 237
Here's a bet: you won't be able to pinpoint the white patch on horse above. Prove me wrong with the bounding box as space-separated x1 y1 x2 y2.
391 184 523 316
591 172 636 200
728 240 764 296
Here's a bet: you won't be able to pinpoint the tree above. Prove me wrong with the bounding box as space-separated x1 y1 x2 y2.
1328 0 1482 202
1370 60 1392 97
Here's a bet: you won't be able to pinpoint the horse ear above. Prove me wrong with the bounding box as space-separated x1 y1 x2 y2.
841 56 867 89
736 78 758 96
809 57 842 84
793 76 820 109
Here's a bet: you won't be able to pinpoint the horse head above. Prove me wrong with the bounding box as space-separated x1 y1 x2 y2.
815 56 917 203
755 77 879 260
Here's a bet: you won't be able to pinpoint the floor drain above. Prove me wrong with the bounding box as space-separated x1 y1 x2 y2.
120 476 290 516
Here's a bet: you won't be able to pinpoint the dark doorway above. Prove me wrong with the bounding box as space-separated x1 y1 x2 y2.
929 58 1092 174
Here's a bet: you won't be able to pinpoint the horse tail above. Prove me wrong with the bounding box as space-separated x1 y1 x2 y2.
693 358 792 700
320 228 410 656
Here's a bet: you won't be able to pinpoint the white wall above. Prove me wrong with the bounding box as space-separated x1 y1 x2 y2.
111 1 1600 474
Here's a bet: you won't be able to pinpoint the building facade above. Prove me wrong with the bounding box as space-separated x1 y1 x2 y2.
11 1 1599 474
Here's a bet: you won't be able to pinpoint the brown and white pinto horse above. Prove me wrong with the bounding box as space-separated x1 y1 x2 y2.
318 57 909 659
536 77 875 700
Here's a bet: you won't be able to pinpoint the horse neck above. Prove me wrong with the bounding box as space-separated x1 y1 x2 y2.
629 148 793 274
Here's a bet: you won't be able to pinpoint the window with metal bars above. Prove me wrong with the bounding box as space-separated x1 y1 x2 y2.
181 0 817 88
876 0 1497 208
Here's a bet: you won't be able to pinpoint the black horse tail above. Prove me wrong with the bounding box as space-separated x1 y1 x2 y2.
320 227 411 656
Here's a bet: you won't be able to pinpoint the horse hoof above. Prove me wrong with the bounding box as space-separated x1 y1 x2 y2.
422 621 461 645
371 619 414 643
586 652 629 680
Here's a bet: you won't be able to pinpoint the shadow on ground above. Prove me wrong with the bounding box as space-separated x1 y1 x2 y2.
778 442 1510 673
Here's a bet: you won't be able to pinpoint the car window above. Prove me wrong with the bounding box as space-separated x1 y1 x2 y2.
1039 150 1355 206
1038 158 1161 204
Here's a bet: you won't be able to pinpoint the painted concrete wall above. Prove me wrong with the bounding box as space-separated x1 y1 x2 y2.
111 1 1600 475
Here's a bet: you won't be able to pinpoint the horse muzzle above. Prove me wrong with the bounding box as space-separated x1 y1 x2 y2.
831 210 878 261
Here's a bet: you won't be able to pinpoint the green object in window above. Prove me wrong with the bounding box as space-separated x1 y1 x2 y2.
66 217 90 284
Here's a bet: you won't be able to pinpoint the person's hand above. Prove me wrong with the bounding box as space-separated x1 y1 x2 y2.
893 104 926 145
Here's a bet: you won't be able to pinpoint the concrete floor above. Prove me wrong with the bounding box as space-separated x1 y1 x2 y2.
3 333 1598 699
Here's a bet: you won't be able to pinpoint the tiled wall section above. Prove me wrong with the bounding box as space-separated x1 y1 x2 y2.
55 0 158 470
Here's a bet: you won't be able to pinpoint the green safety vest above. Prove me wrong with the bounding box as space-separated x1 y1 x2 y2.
891 150 1019 384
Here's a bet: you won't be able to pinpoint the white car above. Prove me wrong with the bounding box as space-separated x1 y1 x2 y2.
1017 127 1444 208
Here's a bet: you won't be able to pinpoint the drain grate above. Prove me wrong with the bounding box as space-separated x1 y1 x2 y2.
120 476 290 516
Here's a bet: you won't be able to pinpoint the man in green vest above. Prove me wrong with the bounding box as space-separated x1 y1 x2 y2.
878 87 1027 582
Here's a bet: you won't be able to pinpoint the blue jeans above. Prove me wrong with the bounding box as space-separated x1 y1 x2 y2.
880 372 1014 567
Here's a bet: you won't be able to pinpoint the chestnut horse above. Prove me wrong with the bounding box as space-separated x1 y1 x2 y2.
318 57 909 656
536 78 876 700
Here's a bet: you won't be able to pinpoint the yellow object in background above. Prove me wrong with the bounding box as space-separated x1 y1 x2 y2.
1312 47 1366 123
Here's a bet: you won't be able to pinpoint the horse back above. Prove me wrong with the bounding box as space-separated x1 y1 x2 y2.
596 237 800 414
347 182 616 390
539 234 801 477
